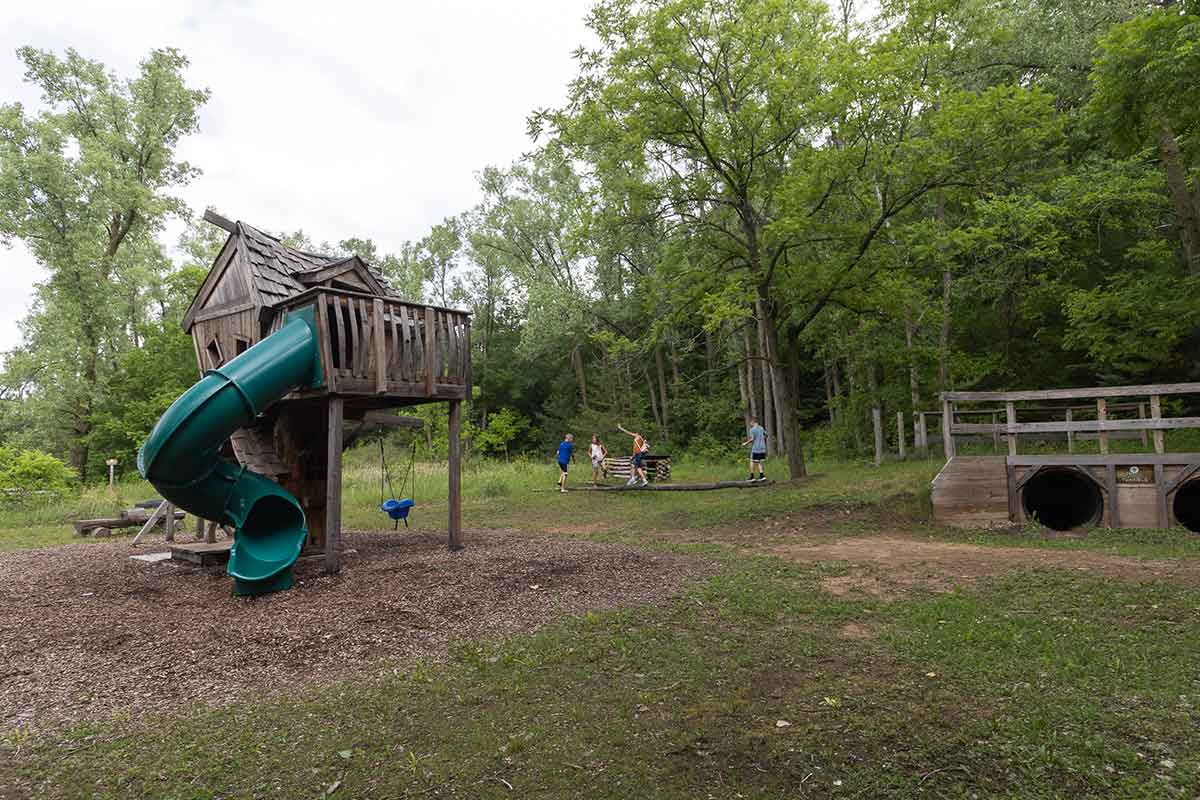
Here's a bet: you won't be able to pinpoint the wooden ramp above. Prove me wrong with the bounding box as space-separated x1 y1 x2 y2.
931 457 1010 528
576 480 775 492
169 541 232 566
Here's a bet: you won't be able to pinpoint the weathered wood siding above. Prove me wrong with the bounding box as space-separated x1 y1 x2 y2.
931 456 1010 528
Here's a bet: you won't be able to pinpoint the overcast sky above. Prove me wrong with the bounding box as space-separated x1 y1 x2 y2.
0 0 596 354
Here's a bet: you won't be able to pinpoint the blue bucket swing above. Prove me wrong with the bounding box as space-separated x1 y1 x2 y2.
378 430 416 529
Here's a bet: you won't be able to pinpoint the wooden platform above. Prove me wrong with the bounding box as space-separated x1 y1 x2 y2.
169 541 232 566
576 480 775 492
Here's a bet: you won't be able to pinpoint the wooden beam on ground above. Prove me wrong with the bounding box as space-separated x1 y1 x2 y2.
576 480 777 492
202 209 237 233
325 397 344 574
447 399 463 551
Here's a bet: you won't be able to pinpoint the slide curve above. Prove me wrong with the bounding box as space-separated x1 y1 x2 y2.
138 307 324 595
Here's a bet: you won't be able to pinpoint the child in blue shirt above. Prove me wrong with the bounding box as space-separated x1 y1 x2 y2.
556 433 575 493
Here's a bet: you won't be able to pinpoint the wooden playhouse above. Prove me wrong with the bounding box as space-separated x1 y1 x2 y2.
177 210 471 569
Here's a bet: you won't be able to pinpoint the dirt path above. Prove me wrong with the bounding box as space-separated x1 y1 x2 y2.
769 536 1200 598
0 529 709 732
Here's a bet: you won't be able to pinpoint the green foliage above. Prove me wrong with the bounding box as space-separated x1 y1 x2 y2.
0 447 76 498
474 408 529 459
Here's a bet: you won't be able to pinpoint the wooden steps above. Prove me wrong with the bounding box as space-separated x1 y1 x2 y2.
931 456 1011 528
169 541 232 566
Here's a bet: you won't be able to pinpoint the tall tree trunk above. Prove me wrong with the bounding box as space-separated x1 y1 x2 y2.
738 348 753 429
1159 124 1200 274
654 345 670 442
571 344 590 411
905 310 921 443
742 325 759 423
668 337 681 393
824 361 835 423
757 293 805 478
644 367 662 433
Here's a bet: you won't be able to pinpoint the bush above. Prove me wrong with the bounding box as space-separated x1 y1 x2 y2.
0 447 77 500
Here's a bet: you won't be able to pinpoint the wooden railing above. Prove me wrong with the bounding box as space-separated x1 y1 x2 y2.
938 383 1200 459
274 288 470 399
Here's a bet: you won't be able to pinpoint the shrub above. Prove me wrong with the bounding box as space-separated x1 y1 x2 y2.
0 448 77 500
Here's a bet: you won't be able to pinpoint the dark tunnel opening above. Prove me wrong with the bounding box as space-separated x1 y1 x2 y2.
1172 479 1200 533
1021 468 1104 531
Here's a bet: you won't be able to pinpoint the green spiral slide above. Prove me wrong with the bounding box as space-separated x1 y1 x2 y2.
138 307 324 596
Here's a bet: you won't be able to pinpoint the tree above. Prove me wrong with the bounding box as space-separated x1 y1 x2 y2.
0 47 208 478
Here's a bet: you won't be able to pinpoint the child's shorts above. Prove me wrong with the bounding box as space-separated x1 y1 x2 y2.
558 461 570 473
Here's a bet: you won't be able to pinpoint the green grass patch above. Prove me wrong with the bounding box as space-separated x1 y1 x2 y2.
4 562 1196 799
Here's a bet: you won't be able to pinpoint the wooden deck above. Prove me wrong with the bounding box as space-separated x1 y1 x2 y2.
169 541 232 566
273 287 470 401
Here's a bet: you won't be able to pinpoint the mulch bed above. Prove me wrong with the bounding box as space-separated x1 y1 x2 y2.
0 528 710 731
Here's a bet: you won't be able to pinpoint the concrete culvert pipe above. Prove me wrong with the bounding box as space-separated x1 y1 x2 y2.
1172 479 1200 533
1021 468 1103 531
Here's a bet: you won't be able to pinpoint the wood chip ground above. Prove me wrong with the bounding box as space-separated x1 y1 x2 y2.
0 529 709 731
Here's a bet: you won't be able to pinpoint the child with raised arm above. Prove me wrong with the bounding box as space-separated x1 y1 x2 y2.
556 433 575 493
589 433 608 486
616 423 650 486
741 417 767 482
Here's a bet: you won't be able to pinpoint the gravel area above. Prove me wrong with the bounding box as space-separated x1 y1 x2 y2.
0 529 708 731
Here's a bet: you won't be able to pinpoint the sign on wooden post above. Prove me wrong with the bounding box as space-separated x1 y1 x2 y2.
105 458 118 492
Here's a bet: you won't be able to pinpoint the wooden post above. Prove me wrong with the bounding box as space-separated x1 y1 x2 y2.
1097 398 1109 454
871 407 883 466
447 399 463 550
1066 407 1075 453
106 458 118 492
942 398 956 459
325 397 344 574
373 298 387 394
163 502 176 542
896 411 906 460
1138 402 1148 447
1005 401 1017 457
991 412 1000 453
195 516 204 538
424 307 437 397
1150 394 1165 453
918 413 929 458
205 520 218 544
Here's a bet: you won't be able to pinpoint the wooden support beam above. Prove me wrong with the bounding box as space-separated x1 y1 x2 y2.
991 412 1000 453
896 411 906 460
1066 408 1074 453
202 209 237 233
1005 401 1017 456
1097 398 1109 454
943 383 1200 402
953 417 1200 434
447 399 463 551
325 397 344 574
361 410 425 429
918 412 929 457
942 398 955 459
1138 402 1148 447
163 502 176 542
1106 464 1118 528
131 500 173 546
1150 395 1165 453
872 407 883 466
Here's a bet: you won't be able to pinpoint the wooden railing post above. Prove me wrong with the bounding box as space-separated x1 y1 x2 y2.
1150 394 1165 453
942 398 956 459
424 307 436 397
1066 407 1074 453
1097 398 1109 454
1138 402 1148 447
373 298 386 394
1005 401 1017 456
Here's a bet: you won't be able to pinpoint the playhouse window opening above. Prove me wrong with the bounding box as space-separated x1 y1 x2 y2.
1021 468 1103 531
1172 479 1200 533
206 337 224 369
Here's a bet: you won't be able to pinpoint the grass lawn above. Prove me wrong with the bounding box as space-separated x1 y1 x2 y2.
2 456 1198 798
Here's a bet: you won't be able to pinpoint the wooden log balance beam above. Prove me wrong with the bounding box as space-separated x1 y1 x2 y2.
575 480 776 492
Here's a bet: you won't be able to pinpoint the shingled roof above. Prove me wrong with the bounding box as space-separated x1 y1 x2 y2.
238 222 395 305
182 218 397 332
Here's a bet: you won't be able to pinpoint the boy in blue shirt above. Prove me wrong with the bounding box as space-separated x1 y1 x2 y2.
741 418 767 482
556 433 575 493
